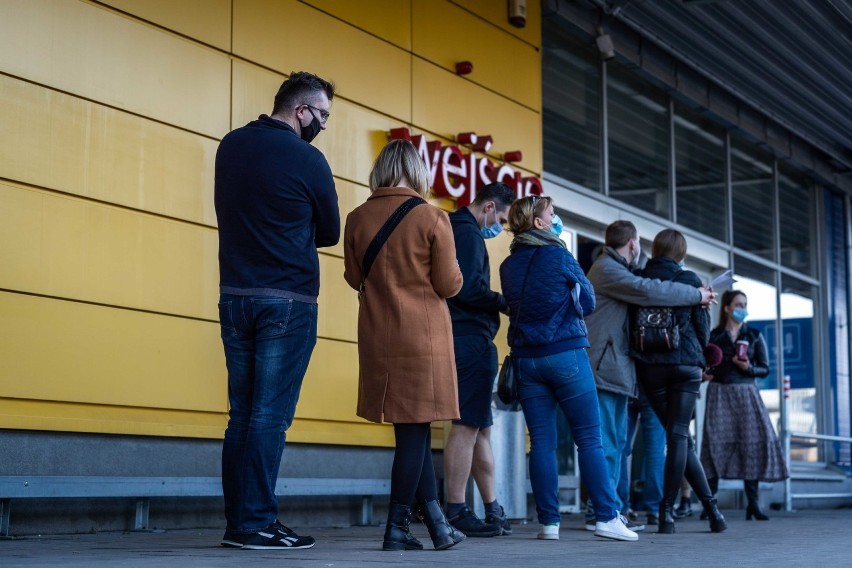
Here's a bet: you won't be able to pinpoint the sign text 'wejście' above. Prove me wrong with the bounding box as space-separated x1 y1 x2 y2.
390 128 543 207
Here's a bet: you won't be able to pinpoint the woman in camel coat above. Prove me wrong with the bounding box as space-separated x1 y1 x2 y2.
343 139 464 552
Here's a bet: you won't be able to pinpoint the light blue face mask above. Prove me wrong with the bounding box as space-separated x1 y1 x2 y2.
480 207 502 239
731 308 749 323
548 215 564 237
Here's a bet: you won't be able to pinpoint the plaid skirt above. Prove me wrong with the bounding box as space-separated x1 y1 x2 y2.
700 381 789 482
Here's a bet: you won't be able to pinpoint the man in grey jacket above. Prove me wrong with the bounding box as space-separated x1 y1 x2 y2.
583 220 714 530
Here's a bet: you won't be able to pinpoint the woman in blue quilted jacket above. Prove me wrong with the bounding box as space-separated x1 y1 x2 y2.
499 196 637 543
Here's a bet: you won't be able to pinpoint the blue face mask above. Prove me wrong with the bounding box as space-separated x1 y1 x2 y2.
731 308 748 323
480 208 502 239
548 215 564 237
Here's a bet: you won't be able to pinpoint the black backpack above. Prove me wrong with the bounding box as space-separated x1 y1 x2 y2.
631 306 680 353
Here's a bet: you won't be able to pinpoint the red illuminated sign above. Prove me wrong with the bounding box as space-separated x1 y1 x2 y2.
389 128 543 207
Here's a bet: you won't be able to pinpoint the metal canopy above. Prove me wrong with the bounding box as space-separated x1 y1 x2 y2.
587 0 852 174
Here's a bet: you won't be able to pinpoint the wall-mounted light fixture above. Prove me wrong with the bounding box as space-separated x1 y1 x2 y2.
508 0 527 28
595 26 615 61
455 61 474 75
389 127 411 141
503 150 523 163
456 132 493 153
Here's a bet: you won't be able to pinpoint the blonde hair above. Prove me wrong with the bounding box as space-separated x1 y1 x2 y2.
369 139 430 197
507 195 552 236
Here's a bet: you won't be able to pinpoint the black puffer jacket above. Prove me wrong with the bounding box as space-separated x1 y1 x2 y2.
630 257 709 367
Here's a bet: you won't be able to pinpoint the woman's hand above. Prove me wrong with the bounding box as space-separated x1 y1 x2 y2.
732 356 750 371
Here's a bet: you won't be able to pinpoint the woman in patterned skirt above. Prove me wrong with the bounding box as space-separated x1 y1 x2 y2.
701 290 789 520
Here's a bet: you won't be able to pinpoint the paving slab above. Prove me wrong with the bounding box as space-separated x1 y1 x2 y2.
2 508 851 567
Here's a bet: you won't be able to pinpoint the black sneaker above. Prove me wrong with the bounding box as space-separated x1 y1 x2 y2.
221 530 247 548
646 512 659 526
241 521 316 550
448 506 501 537
485 506 513 536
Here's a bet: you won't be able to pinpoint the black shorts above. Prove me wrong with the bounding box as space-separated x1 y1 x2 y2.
453 335 498 429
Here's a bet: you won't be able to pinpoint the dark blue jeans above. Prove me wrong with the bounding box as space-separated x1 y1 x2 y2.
219 294 318 533
517 348 619 524
619 389 665 513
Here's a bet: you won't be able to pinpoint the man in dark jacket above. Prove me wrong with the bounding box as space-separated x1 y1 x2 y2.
583 220 714 530
215 71 339 550
444 183 516 537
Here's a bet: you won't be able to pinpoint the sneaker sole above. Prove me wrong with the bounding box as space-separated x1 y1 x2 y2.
242 542 315 550
584 524 596 532
594 530 638 542
220 540 244 548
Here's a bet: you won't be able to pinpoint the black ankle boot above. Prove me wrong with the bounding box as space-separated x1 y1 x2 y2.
421 500 464 550
658 500 675 534
383 503 423 551
744 480 769 520
672 498 693 519
700 498 727 533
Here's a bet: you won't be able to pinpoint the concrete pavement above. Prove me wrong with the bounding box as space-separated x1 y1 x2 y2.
2 507 851 567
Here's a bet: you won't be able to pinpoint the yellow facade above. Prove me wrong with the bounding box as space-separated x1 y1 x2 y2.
0 0 542 448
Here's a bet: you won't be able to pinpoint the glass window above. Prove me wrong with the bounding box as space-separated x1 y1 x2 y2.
731 256 780 434
780 276 819 462
731 136 775 261
674 103 727 242
779 166 817 277
542 21 601 192
607 62 670 218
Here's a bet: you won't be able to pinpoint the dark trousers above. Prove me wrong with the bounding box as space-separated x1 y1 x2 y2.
637 364 713 506
390 423 439 505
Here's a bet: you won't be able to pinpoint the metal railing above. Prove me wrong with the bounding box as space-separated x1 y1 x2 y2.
782 431 852 511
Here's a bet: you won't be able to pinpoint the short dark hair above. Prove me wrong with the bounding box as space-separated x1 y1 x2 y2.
471 182 516 209
605 220 637 248
652 228 688 262
272 71 336 115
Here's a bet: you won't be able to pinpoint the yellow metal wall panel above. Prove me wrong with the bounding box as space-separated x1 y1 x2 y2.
0 75 217 227
231 61 284 130
0 183 219 321
0 398 227 439
317 255 358 343
302 0 412 50
99 0 232 51
0 0 230 138
0 292 225 412
296 340 360 421
412 58 542 173
233 0 411 121
322 179 372 259
413 0 540 109
451 0 541 47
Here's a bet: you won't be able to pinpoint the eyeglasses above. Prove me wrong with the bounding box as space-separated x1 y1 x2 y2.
300 104 330 123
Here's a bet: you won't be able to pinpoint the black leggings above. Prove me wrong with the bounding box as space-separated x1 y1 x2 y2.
390 423 439 505
638 364 713 505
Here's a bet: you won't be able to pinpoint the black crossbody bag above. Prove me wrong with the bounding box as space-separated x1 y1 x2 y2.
358 197 425 301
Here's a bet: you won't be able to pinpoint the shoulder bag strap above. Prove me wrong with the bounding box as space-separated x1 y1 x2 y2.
508 247 544 351
359 197 426 298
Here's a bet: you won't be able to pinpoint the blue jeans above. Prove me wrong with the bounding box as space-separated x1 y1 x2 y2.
619 390 665 513
219 294 318 532
595 389 628 514
517 349 619 524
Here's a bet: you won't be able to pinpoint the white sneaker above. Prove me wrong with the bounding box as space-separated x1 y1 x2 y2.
537 523 560 540
594 515 638 541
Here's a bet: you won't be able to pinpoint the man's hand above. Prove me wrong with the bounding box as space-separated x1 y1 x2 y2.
699 286 717 307
702 371 714 382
